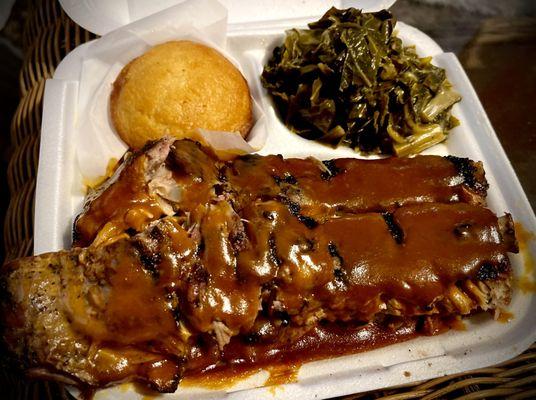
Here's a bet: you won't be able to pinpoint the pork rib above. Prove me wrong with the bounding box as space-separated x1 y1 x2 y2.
74 140 488 247
2 205 515 390
2 218 192 391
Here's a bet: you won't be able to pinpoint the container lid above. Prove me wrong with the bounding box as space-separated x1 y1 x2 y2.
59 0 397 36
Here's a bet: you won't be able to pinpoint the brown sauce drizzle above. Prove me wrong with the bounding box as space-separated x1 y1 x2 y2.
265 364 300 387
228 154 487 217
514 222 536 293
74 154 164 246
183 319 419 386
497 310 514 323
71 202 514 397
180 366 262 390
448 317 467 331
82 158 119 191
62 143 517 398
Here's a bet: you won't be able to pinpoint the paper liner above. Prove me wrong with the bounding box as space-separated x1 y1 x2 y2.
75 0 267 180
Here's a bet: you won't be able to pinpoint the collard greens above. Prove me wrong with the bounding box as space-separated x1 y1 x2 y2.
261 8 461 156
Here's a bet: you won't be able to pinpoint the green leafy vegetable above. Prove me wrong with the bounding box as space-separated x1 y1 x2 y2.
261 7 461 156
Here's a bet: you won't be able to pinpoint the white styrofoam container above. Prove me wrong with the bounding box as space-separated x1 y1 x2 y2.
58 0 396 35
36 1 536 399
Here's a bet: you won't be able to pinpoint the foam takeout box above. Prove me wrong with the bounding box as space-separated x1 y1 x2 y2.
35 0 536 399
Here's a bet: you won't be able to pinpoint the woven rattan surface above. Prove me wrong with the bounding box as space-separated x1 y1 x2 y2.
2 0 534 398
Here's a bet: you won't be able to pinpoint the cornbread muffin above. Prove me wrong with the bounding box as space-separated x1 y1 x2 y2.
111 41 253 149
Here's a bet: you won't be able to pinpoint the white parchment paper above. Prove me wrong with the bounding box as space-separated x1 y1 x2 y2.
75 0 266 179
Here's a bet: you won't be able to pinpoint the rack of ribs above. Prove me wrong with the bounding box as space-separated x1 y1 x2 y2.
73 139 488 247
1 139 517 393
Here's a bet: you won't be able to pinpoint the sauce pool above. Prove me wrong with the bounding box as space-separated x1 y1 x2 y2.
181 319 419 389
514 222 536 293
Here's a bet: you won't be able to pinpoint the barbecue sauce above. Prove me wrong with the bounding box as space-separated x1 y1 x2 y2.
515 222 536 293
179 319 420 388
74 201 515 395
52 142 518 396
74 154 164 246
228 154 487 215
115 319 418 396
74 140 220 247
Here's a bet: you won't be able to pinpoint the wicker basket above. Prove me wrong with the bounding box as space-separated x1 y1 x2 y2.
2 0 534 398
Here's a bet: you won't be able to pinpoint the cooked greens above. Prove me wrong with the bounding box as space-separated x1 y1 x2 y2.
261 7 461 156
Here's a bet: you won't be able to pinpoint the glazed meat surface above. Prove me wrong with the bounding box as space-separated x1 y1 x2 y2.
228 153 487 217
2 139 517 393
73 140 487 247
73 138 219 247
1 219 189 391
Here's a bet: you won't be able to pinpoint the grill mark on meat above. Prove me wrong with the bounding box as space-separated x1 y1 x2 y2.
213 184 225 196
217 166 227 182
498 213 518 253
134 225 165 279
382 212 404 244
230 229 248 255
165 291 182 324
333 268 345 281
320 160 342 180
213 165 230 198
186 263 209 307
195 238 205 257
446 156 488 195
137 249 162 280
328 242 343 264
297 215 318 229
280 197 319 229
272 173 297 185
268 233 282 267
304 238 316 251
476 258 510 281
328 242 346 281
283 197 301 216
149 224 164 241
274 310 291 327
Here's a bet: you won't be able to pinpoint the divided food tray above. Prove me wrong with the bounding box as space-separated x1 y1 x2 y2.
35 1 536 399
